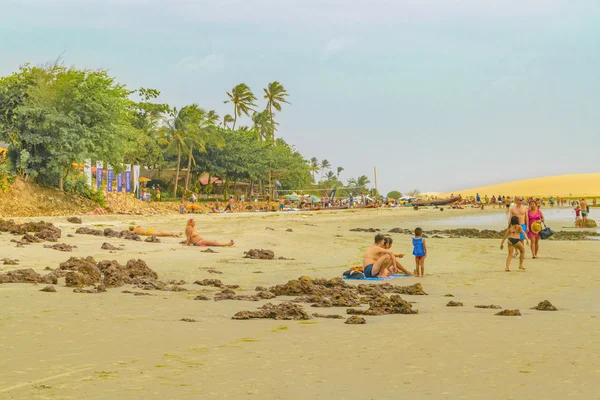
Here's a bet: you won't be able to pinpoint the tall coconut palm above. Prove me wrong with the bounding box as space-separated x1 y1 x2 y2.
357 175 370 188
184 108 223 190
251 110 276 141
263 81 290 142
309 157 319 181
325 171 336 181
336 166 344 178
224 83 256 130
319 159 331 180
222 114 234 130
159 106 193 197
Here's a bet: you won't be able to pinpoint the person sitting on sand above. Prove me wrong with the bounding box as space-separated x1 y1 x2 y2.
381 236 412 275
129 226 181 237
363 234 410 278
501 216 529 272
184 218 234 247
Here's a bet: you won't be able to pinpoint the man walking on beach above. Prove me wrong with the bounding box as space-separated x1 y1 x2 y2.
509 197 529 247
580 198 589 228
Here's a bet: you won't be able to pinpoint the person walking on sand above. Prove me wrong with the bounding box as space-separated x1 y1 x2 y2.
527 200 545 258
501 216 529 271
412 228 427 277
580 198 589 228
184 219 234 247
363 234 406 278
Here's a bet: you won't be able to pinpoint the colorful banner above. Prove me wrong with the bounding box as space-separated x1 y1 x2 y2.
133 165 140 197
96 161 103 190
107 165 114 192
116 173 123 192
84 159 92 188
125 164 132 193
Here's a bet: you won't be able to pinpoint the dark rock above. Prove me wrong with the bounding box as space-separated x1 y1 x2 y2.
256 291 276 300
232 302 310 320
2 258 18 265
347 294 417 316
286 229 293 232
180 318 197 322
73 285 107 294
60 256 97 271
21 233 43 244
265 227 275 231
496 309 521 316
193 295 210 301
202 249 217 253
350 228 380 232
207 269 222 274
475 305 502 309
244 249 275 260
446 301 463 307
40 285 57 293
531 300 558 311
35 227 62 242
168 285 187 292
75 227 103 236
145 235 161 243
255 286 268 291
194 279 223 288
345 316 366 324
0 268 44 283
312 313 344 319
101 243 120 251
167 280 187 285
43 243 74 252
67 217 82 224
444 294 454 297
103 228 120 238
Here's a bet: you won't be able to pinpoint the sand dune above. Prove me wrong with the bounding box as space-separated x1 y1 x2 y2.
444 173 600 198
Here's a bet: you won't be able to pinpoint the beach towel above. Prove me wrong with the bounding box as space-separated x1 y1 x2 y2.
343 274 411 281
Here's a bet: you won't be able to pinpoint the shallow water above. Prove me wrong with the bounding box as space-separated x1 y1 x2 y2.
427 208 598 233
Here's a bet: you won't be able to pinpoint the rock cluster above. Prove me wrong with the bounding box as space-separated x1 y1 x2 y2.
475 305 502 309
244 249 275 260
232 302 311 320
495 309 521 316
67 217 82 224
345 316 366 324
76 227 141 241
531 300 557 311
446 301 463 307
43 243 75 252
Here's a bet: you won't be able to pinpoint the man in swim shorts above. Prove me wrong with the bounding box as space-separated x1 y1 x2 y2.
362 234 405 278
509 196 529 242
580 198 589 228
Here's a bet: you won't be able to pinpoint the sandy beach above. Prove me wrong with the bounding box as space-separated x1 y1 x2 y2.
1 207 599 400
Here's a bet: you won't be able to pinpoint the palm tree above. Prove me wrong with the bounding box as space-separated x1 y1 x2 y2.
263 81 290 142
319 159 331 180
224 83 256 130
336 166 344 178
325 171 336 181
357 175 370 188
251 110 275 141
223 114 234 129
309 157 319 181
184 108 223 190
159 107 192 197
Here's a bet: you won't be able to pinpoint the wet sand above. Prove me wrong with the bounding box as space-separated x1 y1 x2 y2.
1 207 599 399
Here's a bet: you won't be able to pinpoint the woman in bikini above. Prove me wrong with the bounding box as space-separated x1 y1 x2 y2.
501 216 530 271
129 226 181 237
184 218 234 247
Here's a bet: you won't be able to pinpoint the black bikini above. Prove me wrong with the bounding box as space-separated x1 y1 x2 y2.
508 238 520 245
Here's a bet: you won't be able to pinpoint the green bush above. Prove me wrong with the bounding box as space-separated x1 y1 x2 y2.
64 175 106 208
0 162 16 192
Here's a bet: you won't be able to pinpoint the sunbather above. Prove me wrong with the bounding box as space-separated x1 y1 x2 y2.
184 218 234 247
129 226 181 237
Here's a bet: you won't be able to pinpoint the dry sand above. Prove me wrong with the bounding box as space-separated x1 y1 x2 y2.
1 207 599 399
443 172 600 198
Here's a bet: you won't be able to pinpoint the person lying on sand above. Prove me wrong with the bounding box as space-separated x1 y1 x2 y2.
363 234 412 278
129 226 181 237
184 218 234 247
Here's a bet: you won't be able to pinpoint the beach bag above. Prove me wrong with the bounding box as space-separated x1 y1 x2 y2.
539 222 553 240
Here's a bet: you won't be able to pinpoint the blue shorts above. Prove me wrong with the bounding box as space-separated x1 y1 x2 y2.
363 264 376 278
520 224 527 240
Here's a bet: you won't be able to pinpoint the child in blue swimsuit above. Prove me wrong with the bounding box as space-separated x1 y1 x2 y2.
412 228 427 277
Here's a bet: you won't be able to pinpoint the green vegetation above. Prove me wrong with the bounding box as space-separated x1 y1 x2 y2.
387 190 402 199
0 61 372 199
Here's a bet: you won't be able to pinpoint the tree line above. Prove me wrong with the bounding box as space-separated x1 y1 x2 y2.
0 62 375 201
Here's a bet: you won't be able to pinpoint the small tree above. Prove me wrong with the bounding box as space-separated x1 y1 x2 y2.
408 188 421 197
387 190 402 199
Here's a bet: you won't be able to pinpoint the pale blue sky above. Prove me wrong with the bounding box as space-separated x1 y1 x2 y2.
2 0 599 194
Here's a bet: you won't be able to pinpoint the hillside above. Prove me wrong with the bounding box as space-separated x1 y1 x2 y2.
443 173 600 198
0 179 99 217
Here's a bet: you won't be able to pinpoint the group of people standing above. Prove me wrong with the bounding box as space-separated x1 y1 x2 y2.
501 197 545 271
